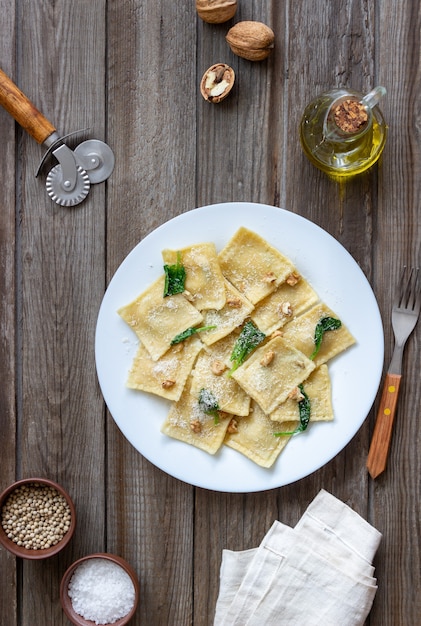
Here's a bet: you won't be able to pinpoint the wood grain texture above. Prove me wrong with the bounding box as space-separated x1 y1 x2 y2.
0 1 420 625
367 373 402 479
0 3 18 625
0 68 56 143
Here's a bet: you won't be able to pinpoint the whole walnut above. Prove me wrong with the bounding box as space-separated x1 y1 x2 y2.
196 0 237 24
226 21 275 61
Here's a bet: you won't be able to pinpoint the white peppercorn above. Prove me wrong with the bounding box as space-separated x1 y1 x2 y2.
1 483 71 550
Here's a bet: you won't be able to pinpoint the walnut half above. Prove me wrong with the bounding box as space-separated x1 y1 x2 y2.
200 63 235 104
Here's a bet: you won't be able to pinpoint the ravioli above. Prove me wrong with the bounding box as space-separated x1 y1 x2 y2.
162 242 226 310
161 378 232 454
231 335 315 414
199 279 254 346
224 401 297 468
270 364 333 423
126 337 203 401
251 273 318 335
190 346 251 416
118 228 356 469
117 275 204 361
281 302 356 366
218 227 295 304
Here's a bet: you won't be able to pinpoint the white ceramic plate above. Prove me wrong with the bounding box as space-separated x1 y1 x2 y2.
95 202 384 492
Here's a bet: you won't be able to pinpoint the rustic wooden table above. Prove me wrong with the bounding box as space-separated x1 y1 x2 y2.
1 1 420 625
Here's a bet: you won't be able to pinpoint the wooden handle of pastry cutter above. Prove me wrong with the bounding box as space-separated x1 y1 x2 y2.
0 68 56 143
367 372 402 479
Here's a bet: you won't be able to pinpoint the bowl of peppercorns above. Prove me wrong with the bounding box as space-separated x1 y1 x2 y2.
0 477 76 559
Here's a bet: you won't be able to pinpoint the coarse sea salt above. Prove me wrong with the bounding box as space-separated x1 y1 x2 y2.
68 558 135 625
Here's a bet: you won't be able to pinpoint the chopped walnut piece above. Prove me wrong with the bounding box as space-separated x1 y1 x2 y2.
227 418 238 434
288 386 305 402
161 379 176 389
262 271 277 283
227 296 243 308
270 329 283 339
260 350 275 366
183 289 195 302
279 301 293 317
190 420 202 433
212 359 227 376
286 271 300 286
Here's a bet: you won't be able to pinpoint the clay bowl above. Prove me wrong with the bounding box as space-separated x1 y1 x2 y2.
60 553 139 625
0 477 76 559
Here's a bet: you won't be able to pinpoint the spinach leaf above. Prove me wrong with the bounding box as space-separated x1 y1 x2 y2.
163 251 186 297
274 384 311 436
310 316 342 360
170 325 216 345
198 388 220 424
229 321 266 375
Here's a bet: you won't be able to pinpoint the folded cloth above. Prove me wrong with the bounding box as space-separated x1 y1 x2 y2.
214 490 381 626
295 489 381 568
213 548 257 624
217 522 294 625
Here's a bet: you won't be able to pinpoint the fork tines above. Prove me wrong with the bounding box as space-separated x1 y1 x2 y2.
397 267 420 311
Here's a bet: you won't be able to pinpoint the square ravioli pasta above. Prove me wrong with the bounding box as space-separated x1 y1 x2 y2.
231 335 315 414
218 227 295 305
224 400 298 468
117 274 204 361
199 279 254 346
250 271 318 335
190 346 251 416
126 336 203 402
162 242 226 311
281 302 356 367
161 378 233 455
269 364 333 424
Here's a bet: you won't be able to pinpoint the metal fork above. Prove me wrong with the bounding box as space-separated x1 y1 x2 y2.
367 266 421 479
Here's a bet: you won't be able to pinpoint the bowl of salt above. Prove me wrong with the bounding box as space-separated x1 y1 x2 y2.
60 553 139 625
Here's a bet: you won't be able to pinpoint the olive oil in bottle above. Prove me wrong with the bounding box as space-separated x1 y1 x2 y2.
300 87 387 178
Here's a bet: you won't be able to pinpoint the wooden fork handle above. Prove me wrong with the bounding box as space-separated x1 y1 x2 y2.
0 68 56 144
367 373 402 479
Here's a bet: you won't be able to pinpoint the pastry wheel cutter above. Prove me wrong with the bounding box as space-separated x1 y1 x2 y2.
0 68 114 206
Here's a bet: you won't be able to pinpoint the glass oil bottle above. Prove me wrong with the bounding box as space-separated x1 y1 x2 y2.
300 86 387 178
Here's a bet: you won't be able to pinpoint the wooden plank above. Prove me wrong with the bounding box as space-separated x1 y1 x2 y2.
0 1 419 625
196 0 287 207
282 0 376 525
369 1 421 624
195 2 376 624
105 2 198 623
194 3 288 622
16 1 108 624
0 3 18 625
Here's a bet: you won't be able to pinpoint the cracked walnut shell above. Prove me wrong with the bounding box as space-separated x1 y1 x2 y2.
200 63 235 103
196 0 237 24
226 21 275 61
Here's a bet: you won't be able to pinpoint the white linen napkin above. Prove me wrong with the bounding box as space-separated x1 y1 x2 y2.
213 548 257 624
214 490 381 626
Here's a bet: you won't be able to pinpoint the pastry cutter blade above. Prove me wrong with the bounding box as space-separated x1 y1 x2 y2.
0 67 114 207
